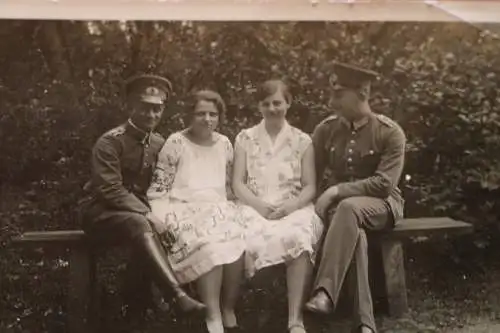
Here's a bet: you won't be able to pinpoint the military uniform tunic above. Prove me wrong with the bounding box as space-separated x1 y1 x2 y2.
79 120 167 317
312 112 405 221
82 120 166 243
310 111 406 333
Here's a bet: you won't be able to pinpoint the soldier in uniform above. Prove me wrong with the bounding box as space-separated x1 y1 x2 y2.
81 74 205 331
304 62 406 333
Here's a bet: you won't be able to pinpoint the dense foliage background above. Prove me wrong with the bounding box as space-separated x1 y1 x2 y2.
1 20 500 332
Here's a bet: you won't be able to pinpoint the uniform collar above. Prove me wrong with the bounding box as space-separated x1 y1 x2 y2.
340 112 372 131
126 119 152 145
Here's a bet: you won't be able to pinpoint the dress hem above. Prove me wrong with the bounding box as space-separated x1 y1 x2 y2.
173 243 246 285
245 248 317 279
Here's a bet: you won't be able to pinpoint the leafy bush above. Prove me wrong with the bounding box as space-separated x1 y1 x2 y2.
1 20 500 332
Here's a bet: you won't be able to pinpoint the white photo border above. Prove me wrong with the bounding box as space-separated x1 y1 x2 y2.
0 0 500 23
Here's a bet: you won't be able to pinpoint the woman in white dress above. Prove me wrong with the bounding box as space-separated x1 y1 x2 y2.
232 80 324 333
147 90 246 333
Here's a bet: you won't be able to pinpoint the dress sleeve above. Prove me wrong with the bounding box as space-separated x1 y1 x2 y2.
147 133 184 200
297 131 313 157
234 130 249 153
311 122 329 195
223 136 236 200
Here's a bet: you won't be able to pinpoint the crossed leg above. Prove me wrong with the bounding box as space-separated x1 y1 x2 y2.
305 196 393 333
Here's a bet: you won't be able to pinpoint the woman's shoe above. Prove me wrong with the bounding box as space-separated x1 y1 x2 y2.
224 326 243 333
352 324 375 333
289 323 307 333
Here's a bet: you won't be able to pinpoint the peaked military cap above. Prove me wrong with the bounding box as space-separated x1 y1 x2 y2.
329 62 380 90
125 74 173 105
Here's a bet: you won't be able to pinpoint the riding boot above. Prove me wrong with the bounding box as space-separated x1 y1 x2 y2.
135 232 206 313
121 248 154 320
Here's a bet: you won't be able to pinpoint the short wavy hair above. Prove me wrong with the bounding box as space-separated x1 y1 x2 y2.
255 79 293 105
185 89 227 125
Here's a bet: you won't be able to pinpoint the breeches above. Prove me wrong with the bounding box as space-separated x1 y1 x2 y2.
83 209 153 246
314 196 394 332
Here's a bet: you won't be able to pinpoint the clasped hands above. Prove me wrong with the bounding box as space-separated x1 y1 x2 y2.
251 186 340 220
253 200 297 220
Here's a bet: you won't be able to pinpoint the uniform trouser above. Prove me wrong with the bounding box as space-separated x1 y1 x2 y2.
313 196 394 333
82 210 156 321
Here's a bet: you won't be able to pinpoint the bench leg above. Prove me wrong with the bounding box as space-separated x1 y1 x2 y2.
380 239 408 317
368 238 389 314
68 246 93 333
88 253 101 332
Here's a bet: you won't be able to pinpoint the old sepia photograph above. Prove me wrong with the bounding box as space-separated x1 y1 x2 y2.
1 1 500 333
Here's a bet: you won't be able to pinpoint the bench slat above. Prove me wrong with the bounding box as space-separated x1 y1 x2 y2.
11 230 87 247
11 217 473 246
388 217 473 239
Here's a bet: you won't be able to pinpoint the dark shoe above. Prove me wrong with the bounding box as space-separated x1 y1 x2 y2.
304 291 333 315
175 287 206 312
224 326 243 333
137 232 206 313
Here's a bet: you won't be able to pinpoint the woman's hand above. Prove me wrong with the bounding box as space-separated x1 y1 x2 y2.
146 211 168 234
267 200 297 220
252 201 276 219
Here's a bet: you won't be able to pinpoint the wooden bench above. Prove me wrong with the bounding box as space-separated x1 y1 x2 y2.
11 216 473 333
12 230 97 333
368 217 472 317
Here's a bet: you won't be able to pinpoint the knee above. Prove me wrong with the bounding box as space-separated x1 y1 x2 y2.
336 198 363 216
328 198 365 229
126 213 154 237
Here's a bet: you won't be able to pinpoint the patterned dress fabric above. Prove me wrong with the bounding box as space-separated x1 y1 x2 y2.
235 121 324 278
147 131 246 284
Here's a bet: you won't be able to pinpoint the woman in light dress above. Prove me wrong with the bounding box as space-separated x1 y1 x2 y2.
147 90 245 333
232 80 324 333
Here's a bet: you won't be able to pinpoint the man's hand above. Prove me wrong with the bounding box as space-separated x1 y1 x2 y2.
145 211 167 234
267 200 297 220
314 186 338 219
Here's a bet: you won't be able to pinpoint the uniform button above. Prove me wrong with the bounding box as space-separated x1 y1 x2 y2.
350 140 355 144
351 131 356 135
348 149 353 153
347 158 352 162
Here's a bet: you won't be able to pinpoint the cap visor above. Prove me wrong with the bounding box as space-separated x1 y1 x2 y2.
140 95 164 104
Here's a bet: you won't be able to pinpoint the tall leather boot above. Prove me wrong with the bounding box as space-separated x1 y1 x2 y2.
121 252 153 327
136 232 206 313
